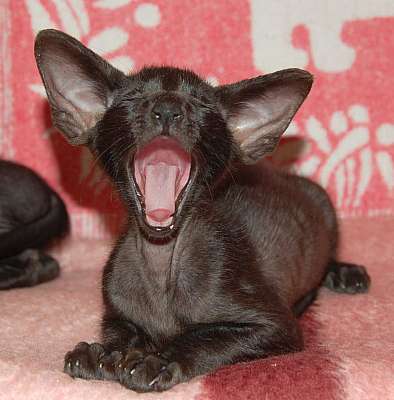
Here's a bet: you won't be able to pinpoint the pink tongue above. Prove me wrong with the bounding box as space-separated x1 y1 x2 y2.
144 163 178 226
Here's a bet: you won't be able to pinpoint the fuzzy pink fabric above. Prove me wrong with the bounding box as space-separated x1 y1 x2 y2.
0 216 392 400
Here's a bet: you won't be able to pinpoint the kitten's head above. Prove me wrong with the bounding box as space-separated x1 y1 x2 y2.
34 29 312 240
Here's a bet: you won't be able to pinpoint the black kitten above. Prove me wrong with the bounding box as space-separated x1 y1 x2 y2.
0 160 69 289
35 29 370 392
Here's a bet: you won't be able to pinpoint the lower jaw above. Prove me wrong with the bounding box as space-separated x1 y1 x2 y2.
137 214 177 241
146 214 174 228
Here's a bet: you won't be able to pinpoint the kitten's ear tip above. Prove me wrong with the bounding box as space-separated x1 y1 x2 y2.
35 28 71 42
290 68 314 91
34 30 54 60
286 68 313 80
279 68 314 101
35 29 60 47
34 30 47 57
284 68 314 84
34 29 77 57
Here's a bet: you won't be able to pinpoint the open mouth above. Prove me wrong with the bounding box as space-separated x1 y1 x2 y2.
132 136 192 230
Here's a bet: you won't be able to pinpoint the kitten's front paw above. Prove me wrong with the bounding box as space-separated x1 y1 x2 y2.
119 350 182 392
64 342 123 381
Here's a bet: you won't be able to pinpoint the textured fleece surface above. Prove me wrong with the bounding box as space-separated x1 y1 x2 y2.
0 216 393 400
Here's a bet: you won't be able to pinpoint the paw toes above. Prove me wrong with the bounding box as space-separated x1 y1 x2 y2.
118 354 181 392
73 341 90 352
98 350 124 380
152 362 181 392
89 342 106 356
64 358 81 378
324 262 371 294
343 267 370 293
64 350 88 378
118 353 164 392
149 366 167 388
63 342 110 380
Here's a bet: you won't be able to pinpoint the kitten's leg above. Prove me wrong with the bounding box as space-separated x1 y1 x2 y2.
0 249 59 289
323 260 370 294
292 288 318 317
118 315 302 392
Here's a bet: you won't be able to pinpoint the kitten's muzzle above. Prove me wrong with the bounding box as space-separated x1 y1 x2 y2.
150 94 185 134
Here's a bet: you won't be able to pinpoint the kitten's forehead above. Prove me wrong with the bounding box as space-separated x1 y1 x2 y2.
132 66 211 96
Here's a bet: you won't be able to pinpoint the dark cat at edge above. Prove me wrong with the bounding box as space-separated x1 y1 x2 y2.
0 160 69 289
34 29 370 392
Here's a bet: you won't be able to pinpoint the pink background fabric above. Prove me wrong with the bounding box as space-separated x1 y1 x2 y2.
1 217 393 400
2 0 394 237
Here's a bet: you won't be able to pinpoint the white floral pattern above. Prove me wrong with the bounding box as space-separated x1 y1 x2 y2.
93 0 133 10
250 0 394 73
291 105 394 208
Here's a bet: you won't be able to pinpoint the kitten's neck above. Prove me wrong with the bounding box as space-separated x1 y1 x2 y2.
133 228 177 292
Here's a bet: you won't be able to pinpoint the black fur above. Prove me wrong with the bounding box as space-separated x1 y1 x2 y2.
0 160 69 289
35 29 370 392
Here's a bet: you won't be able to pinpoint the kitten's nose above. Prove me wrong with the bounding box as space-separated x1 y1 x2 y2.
151 99 183 127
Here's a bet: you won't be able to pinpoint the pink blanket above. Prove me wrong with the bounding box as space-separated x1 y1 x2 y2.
1 217 392 399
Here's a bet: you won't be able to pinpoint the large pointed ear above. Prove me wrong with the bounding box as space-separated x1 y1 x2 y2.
217 69 313 163
34 29 125 145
